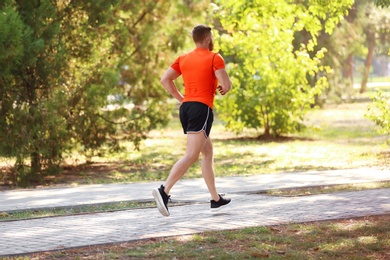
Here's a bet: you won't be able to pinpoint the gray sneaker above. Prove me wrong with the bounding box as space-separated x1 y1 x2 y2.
152 185 170 217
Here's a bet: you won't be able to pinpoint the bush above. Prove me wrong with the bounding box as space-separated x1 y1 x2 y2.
366 90 390 138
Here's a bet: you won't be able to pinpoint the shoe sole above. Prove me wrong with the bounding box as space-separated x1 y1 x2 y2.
210 201 231 212
152 188 170 217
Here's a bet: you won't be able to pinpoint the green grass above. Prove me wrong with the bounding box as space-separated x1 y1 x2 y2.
354 82 390 100
353 76 390 84
2 102 389 259
13 215 389 259
262 181 390 197
2 181 388 222
0 201 157 222
1 101 387 187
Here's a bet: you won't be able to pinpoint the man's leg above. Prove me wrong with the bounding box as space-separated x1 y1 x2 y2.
163 132 208 195
200 137 220 201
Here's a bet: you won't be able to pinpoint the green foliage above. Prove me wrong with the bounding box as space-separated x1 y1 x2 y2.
0 1 65 184
375 0 390 8
317 0 390 101
366 90 390 137
213 0 353 137
290 0 390 104
0 4 24 78
0 0 208 186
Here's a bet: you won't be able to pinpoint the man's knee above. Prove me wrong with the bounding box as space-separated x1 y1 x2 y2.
185 152 200 164
201 149 213 159
201 143 213 158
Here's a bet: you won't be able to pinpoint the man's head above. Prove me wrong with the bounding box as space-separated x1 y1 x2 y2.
192 25 213 51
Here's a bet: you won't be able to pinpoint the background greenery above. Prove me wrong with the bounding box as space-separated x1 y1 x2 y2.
0 0 389 186
0 100 384 188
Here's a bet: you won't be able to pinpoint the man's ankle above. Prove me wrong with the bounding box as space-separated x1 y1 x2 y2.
211 194 220 202
162 185 169 196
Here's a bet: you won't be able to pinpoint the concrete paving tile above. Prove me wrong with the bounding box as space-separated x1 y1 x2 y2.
1 169 390 256
0 188 389 256
1 167 389 212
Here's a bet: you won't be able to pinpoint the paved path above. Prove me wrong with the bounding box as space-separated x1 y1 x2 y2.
1 167 389 212
0 167 390 256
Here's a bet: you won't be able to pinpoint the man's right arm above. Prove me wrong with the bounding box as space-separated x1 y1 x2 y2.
215 68 232 95
160 67 183 103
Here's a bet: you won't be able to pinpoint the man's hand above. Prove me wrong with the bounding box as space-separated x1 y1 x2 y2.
217 85 228 95
215 69 232 96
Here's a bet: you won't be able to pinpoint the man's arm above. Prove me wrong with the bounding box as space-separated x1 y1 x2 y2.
160 67 183 103
215 68 232 95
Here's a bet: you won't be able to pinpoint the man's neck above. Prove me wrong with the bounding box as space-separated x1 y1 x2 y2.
195 43 209 50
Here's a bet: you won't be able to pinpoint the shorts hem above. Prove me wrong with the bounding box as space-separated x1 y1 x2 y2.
186 130 209 138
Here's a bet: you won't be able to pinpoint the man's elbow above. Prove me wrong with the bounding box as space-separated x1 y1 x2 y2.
160 76 166 85
160 77 171 90
160 77 173 92
225 80 232 92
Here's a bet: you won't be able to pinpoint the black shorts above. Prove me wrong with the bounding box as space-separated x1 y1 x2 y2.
180 102 214 137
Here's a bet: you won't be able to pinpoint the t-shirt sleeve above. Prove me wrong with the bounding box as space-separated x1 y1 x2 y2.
171 56 181 74
212 53 225 72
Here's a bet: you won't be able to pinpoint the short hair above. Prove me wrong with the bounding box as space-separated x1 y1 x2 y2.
192 25 212 43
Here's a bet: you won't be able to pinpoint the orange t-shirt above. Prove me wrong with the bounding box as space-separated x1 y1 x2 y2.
171 48 225 109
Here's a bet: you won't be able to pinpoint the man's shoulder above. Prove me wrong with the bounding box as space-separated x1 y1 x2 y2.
190 49 223 59
175 50 193 61
212 52 223 58
212 52 225 64
177 49 224 63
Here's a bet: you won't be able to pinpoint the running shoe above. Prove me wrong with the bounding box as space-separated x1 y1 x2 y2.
152 185 170 217
210 194 231 211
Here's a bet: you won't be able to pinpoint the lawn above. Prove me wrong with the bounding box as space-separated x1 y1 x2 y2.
1 101 388 188
2 101 390 259
10 215 390 259
22 101 388 187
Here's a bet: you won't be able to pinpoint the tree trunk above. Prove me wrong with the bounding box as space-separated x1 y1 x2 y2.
263 126 271 138
31 151 41 177
343 54 354 83
261 120 272 139
26 68 42 179
360 31 376 94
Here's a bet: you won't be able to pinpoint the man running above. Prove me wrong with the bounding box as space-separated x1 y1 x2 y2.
152 25 232 217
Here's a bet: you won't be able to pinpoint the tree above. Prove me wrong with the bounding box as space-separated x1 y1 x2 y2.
375 0 390 8
1 0 68 183
365 0 390 140
366 90 390 139
288 0 390 105
290 1 362 105
0 0 208 186
212 0 353 137
305 0 390 102
359 2 390 93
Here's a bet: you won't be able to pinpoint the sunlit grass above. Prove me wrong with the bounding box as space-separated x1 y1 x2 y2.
21 215 390 259
3 103 389 259
263 181 390 197
0 181 390 222
354 76 390 83
0 201 157 222
1 102 389 186
352 78 390 100
59 103 389 185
